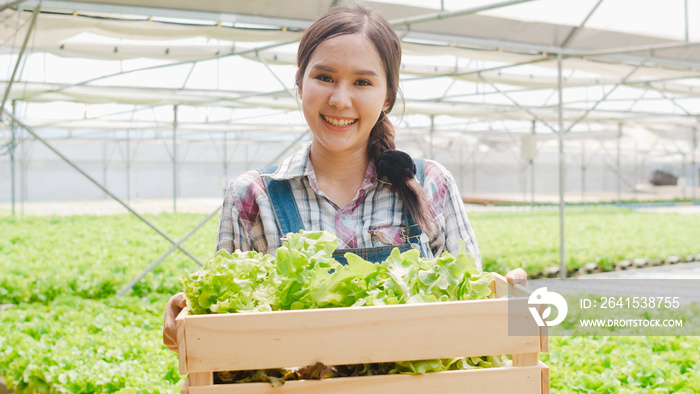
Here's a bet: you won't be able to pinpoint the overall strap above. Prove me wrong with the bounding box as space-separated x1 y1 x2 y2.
402 157 426 245
258 166 305 235
413 157 426 187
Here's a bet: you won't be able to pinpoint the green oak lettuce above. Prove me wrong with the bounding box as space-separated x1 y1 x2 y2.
181 230 492 313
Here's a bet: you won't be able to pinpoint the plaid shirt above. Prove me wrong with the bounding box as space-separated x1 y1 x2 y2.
216 144 481 269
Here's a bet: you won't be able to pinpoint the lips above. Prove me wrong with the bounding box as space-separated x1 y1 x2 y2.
321 114 358 128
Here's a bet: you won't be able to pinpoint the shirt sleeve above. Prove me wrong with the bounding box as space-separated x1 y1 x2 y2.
215 171 267 254
424 160 482 271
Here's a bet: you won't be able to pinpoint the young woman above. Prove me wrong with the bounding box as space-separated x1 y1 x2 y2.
163 4 526 351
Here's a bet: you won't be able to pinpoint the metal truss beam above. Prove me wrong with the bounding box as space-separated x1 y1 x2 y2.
565 58 649 132
0 3 40 115
17 0 700 71
477 73 558 133
572 40 700 59
396 30 700 70
0 0 27 12
402 56 552 83
389 0 534 27
560 0 604 49
41 39 300 98
21 0 312 28
3 109 205 267
116 206 221 297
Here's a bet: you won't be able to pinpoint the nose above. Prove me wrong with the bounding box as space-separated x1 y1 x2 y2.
328 83 352 110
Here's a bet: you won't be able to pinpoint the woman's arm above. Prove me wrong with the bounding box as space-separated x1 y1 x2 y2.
215 175 262 253
425 161 481 268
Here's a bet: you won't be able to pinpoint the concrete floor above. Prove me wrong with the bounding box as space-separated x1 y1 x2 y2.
1 195 699 217
529 262 700 303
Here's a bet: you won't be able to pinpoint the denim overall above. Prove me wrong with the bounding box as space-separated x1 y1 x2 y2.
259 159 427 265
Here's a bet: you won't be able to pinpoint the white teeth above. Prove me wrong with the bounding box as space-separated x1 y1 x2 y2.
323 115 356 127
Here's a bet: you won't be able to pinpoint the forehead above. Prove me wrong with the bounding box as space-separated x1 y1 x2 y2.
307 33 385 75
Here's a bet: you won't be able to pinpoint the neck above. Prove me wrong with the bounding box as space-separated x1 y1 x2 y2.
309 143 369 182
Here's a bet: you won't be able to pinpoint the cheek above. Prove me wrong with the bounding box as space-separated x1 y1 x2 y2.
300 83 325 110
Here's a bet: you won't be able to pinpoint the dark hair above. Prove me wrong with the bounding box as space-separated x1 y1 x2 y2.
296 4 434 232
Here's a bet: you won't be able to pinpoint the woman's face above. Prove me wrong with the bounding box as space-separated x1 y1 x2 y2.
299 33 390 157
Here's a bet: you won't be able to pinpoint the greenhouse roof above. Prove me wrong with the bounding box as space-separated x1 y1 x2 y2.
1 0 699 148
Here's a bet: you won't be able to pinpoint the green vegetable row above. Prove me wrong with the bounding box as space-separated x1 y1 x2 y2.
1 208 698 306
1 208 699 392
0 295 180 394
471 208 700 274
544 336 700 393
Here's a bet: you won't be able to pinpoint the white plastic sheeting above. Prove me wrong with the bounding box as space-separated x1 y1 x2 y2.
1 0 698 204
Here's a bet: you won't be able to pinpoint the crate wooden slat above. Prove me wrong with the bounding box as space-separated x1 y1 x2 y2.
187 364 545 394
177 273 549 393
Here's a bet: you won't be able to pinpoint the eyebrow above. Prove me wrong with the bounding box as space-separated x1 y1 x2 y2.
311 64 379 77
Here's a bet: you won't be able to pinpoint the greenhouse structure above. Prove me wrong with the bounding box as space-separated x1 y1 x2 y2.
2 0 699 208
3 0 700 280
2 1 700 393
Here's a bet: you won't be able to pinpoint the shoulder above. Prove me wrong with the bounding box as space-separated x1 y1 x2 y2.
422 159 455 194
423 159 451 179
228 170 267 198
226 170 268 224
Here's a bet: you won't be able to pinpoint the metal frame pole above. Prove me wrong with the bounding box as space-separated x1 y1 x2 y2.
681 153 687 200
102 141 108 199
617 123 622 203
693 127 697 203
173 104 178 213
520 152 526 203
633 141 638 199
3 110 204 266
126 129 131 204
223 130 228 191
20 127 25 216
581 139 586 202
557 52 566 280
531 120 535 209
685 0 689 43
10 101 17 216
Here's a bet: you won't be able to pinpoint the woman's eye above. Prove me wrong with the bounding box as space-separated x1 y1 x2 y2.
356 79 372 86
317 75 333 83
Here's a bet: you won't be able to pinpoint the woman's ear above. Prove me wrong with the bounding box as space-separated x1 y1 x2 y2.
383 93 393 112
382 100 390 112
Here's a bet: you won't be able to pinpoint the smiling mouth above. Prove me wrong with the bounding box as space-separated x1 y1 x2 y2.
321 115 358 127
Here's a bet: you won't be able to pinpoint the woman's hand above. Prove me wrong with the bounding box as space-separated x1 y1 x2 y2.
505 268 528 287
163 292 187 352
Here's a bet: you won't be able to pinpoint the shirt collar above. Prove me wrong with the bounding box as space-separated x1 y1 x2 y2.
264 143 379 189
264 143 311 181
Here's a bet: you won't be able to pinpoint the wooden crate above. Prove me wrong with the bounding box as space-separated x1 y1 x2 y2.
176 273 549 394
